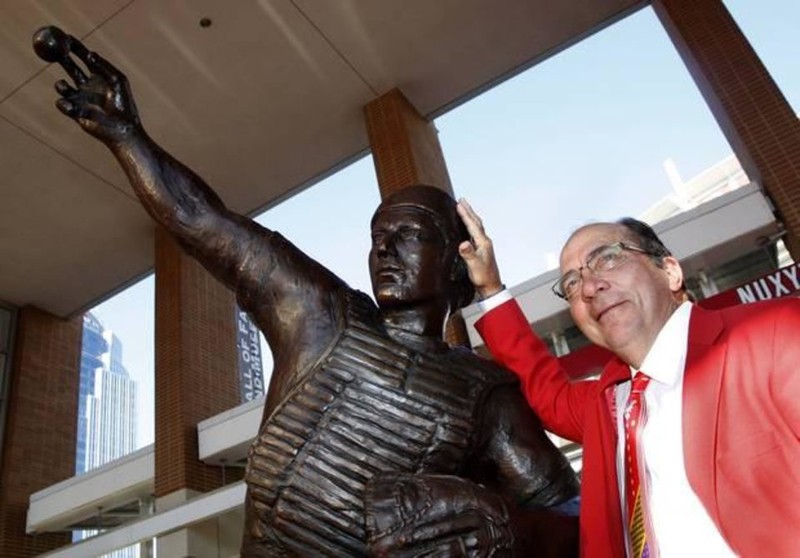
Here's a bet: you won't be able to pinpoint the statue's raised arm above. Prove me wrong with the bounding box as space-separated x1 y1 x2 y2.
34 27 343 399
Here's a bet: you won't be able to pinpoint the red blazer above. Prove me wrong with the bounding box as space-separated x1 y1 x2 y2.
476 298 800 558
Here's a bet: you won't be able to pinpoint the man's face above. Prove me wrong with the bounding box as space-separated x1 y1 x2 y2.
559 224 683 365
369 207 450 308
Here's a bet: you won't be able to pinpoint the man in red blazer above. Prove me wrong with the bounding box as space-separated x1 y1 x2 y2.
456 200 800 558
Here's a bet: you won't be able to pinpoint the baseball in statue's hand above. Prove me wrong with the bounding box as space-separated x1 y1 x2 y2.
32 26 71 63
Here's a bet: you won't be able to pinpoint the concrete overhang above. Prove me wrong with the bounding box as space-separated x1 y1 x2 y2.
27 445 154 535
28 394 265 539
197 395 264 466
0 0 646 317
38 482 246 558
655 182 779 275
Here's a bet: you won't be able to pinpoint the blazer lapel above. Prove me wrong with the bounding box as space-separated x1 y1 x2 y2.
682 305 727 528
592 359 631 554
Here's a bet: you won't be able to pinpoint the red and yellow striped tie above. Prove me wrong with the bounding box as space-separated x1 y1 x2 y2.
624 372 651 558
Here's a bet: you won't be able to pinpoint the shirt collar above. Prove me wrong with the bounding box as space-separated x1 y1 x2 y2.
633 301 693 386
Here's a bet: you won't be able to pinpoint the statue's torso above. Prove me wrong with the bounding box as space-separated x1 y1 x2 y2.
242 291 513 556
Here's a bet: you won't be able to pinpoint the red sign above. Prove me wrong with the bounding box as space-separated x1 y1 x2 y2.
698 262 800 310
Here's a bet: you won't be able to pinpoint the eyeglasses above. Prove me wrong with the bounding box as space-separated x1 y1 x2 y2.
551 241 663 300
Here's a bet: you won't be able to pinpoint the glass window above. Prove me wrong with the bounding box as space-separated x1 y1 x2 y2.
0 306 9 353
0 304 15 469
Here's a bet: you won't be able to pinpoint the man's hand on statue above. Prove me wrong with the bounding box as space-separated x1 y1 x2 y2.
456 198 505 299
33 26 142 146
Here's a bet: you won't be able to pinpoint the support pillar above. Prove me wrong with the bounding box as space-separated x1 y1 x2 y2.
364 88 470 346
365 88 454 198
653 0 800 258
0 307 81 556
153 228 243 553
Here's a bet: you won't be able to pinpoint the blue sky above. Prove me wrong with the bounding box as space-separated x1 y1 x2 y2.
92 0 800 448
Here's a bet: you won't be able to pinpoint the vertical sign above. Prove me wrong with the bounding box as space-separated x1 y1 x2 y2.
236 307 265 402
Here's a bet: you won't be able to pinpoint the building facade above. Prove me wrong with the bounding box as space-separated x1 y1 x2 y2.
76 313 138 558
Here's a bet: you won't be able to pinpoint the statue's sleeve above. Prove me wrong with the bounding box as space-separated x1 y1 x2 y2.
467 384 580 510
222 216 348 364
110 134 347 365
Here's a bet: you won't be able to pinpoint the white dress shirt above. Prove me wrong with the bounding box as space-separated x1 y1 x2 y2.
615 301 734 557
478 293 736 557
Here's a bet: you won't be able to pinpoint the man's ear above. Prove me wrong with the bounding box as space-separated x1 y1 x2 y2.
663 256 684 293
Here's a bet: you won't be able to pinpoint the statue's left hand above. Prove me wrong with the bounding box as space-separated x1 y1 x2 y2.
366 474 514 557
33 26 142 146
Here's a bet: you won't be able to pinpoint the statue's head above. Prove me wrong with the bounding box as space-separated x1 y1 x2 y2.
369 185 474 312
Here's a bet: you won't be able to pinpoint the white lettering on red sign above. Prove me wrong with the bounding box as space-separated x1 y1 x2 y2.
736 263 800 304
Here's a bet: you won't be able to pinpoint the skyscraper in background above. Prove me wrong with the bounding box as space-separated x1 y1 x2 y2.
77 313 138 557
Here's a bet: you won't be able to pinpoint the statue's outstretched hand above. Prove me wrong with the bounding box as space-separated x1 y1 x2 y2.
33 26 142 146
456 199 505 299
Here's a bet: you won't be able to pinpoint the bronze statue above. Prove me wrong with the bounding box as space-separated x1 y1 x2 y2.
34 26 579 557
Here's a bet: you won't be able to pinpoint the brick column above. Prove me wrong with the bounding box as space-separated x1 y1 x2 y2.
365 88 454 198
153 228 241 501
0 307 81 556
364 88 470 346
653 0 800 258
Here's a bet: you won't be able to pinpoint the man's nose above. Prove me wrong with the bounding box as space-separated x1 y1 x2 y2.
580 272 608 299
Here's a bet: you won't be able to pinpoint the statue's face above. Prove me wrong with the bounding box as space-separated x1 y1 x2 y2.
369 206 451 308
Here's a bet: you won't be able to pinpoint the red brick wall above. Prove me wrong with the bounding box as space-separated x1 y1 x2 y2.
154 229 242 498
653 0 800 257
0 307 80 556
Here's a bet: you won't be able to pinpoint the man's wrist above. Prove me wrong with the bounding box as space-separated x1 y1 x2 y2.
476 287 511 315
477 284 506 301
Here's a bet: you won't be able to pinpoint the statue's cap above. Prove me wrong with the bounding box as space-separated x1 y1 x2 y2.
372 185 467 242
